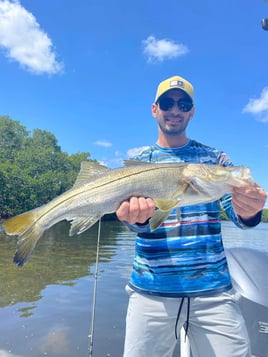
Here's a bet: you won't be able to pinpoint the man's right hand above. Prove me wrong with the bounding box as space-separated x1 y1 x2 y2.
116 197 155 225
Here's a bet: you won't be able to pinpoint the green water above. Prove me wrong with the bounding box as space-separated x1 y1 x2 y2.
0 220 267 357
0 220 132 357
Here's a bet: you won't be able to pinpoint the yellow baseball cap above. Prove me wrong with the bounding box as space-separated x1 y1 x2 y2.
154 75 194 103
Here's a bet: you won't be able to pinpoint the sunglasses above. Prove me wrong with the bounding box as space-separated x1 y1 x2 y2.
157 97 193 112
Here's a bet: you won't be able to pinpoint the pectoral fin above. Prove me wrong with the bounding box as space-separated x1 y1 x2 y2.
155 199 180 211
69 216 101 236
150 200 182 231
149 210 172 231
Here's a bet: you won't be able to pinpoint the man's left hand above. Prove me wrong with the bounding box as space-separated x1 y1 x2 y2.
232 184 267 220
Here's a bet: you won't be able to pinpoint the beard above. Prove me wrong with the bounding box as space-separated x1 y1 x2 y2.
158 118 188 137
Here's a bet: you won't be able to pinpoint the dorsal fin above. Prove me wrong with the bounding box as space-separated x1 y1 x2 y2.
73 161 111 188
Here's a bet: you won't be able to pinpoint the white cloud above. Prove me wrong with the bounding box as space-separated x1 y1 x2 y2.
95 151 124 168
127 146 150 158
243 87 268 123
94 140 113 148
0 0 63 74
143 35 189 63
96 148 151 168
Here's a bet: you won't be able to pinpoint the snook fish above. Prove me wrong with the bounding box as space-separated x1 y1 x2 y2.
2 160 253 267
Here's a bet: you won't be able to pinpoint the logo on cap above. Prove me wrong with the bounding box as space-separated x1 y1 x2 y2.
170 80 184 88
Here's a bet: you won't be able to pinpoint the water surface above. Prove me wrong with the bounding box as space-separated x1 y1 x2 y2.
0 220 267 357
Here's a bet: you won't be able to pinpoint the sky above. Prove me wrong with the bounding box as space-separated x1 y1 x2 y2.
0 0 268 204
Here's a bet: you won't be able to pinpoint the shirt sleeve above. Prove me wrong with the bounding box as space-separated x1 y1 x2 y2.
237 211 263 227
122 220 151 233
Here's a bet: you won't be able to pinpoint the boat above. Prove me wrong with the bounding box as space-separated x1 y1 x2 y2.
179 247 268 357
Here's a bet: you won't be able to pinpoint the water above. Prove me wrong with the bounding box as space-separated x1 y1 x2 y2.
0 220 268 357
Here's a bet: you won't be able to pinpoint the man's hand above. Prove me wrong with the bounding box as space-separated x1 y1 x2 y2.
232 184 267 220
116 197 155 225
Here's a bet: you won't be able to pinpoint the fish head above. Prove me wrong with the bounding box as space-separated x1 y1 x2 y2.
226 166 254 186
181 164 254 201
182 164 229 182
183 164 253 184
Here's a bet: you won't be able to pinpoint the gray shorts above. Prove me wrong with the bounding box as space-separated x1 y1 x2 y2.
123 286 251 357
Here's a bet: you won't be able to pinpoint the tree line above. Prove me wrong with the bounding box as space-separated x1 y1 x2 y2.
0 116 267 221
0 116 91 218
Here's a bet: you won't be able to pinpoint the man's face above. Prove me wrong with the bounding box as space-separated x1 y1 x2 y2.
152 90 194 137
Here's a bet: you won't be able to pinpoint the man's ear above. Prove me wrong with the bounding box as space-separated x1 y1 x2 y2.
152 103 158 118
189 106 195 119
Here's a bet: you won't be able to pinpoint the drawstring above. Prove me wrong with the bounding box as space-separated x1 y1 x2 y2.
185 297 191 338
175 297 191 341
175 298 185 339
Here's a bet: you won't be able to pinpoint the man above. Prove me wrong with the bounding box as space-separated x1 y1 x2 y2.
116 75 267 357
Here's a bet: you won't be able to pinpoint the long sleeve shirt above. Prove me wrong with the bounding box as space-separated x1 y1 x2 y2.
126 140 262 297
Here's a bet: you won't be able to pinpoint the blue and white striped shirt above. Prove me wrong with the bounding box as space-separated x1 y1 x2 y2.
127 140 257 297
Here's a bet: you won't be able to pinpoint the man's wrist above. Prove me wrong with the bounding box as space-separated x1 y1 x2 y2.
238 211 262 227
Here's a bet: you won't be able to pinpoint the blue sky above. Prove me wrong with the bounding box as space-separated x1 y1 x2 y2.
1 0 268 203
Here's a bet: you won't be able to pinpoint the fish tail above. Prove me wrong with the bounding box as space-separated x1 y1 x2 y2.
13 224 43 267
3 210 43 267
2 210 38 236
